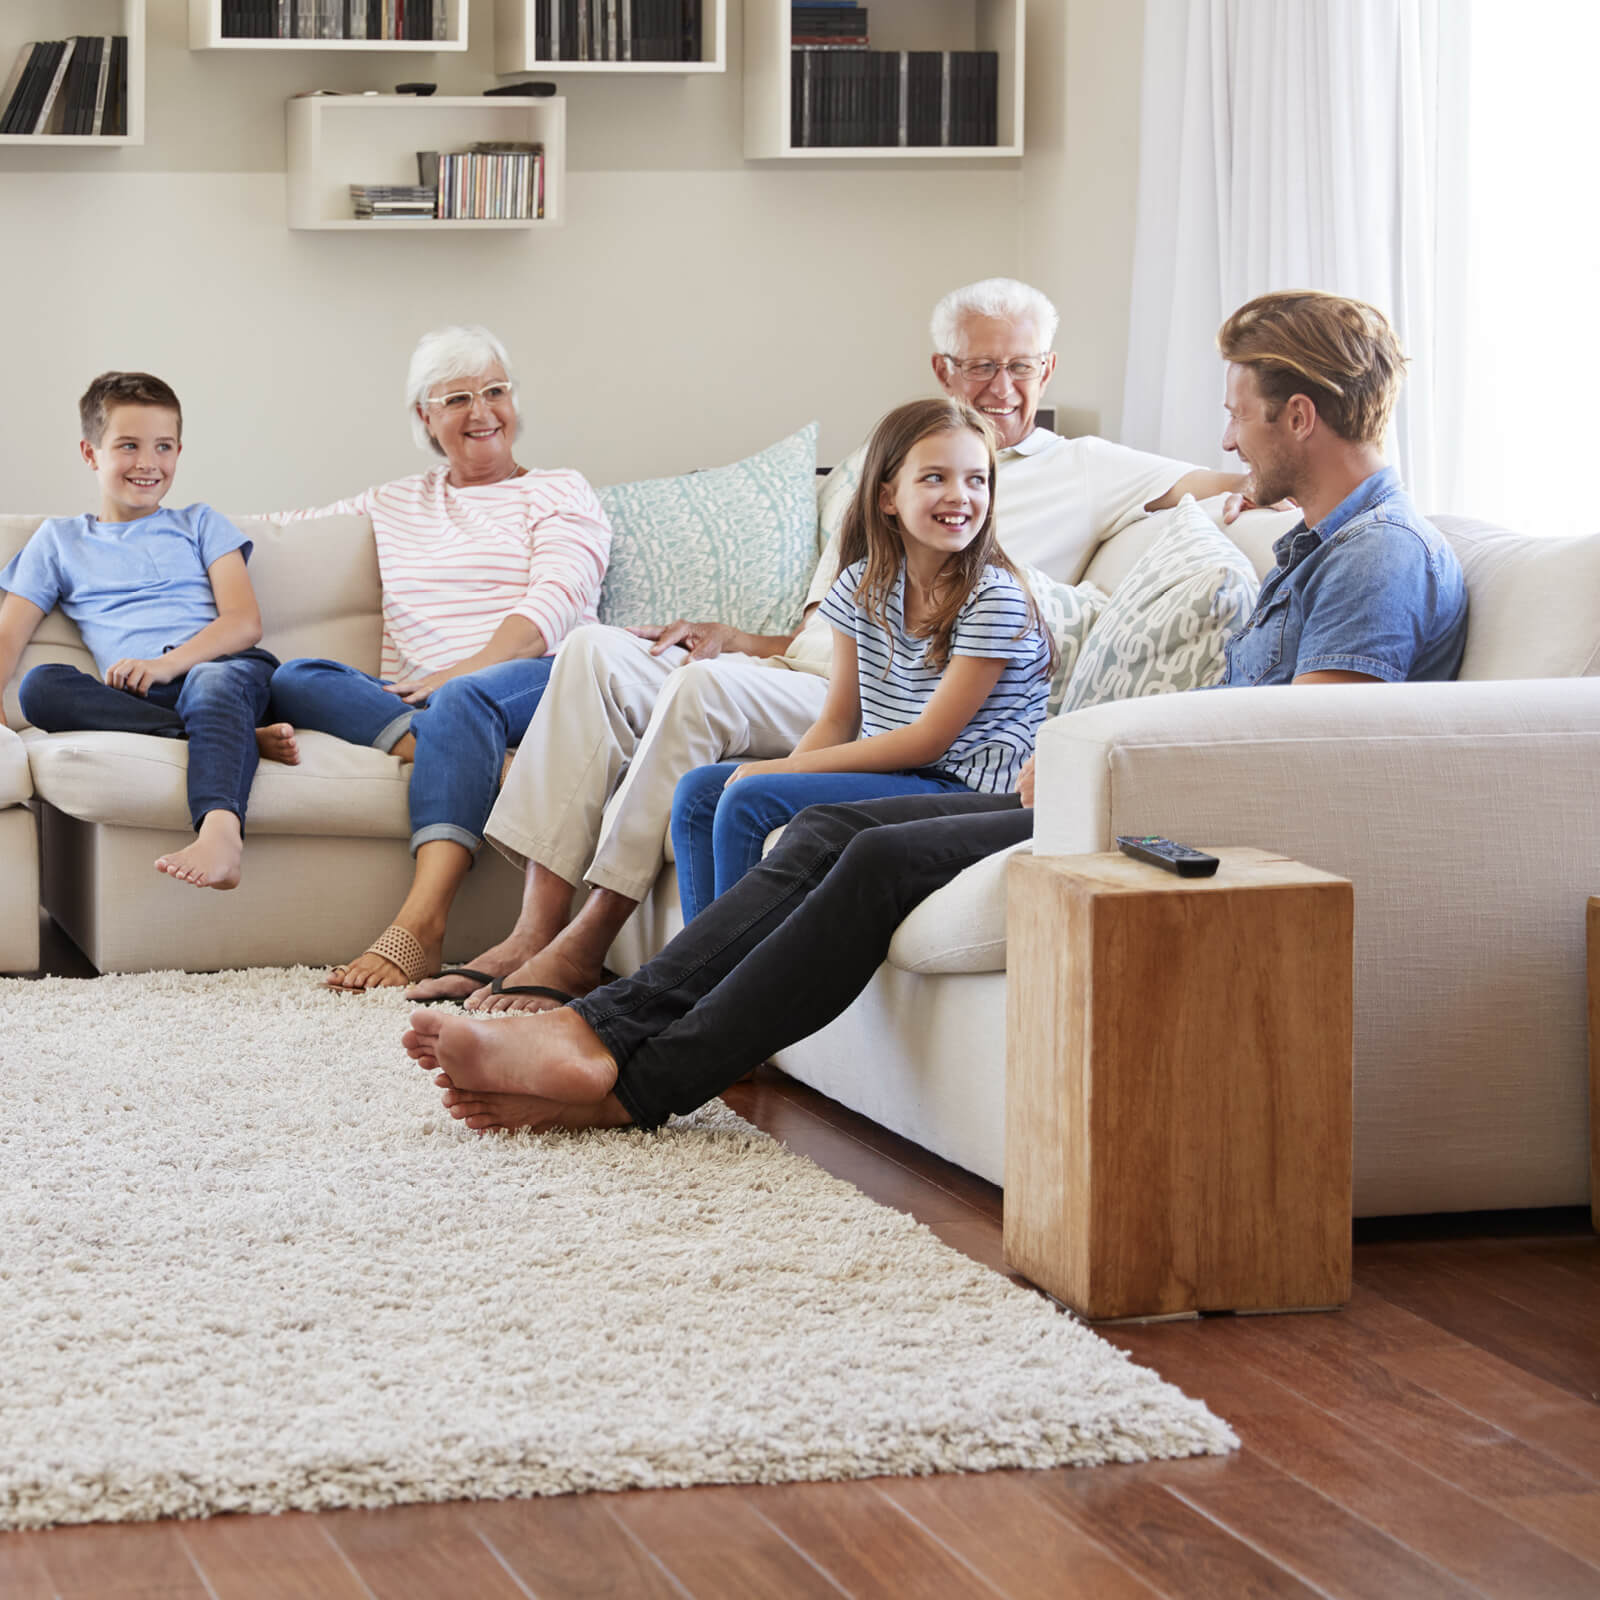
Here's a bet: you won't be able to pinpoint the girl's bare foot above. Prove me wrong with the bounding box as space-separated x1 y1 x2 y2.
155 811 243 890
405 1006 620 1103
465 939 607 1014
256 723 301 764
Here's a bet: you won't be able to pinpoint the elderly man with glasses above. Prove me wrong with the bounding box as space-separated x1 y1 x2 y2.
407 277 1241 1012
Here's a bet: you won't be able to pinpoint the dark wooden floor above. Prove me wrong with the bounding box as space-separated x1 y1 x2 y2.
6 916 1598 1598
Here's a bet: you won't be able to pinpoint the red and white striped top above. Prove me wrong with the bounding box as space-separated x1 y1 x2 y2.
285 466 611 680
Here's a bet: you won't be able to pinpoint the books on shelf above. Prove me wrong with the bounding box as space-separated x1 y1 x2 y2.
790 46 998 149
0 37 129 136
533 0 701 63
353 143 545 220
221 1 445 41
791 3 868 46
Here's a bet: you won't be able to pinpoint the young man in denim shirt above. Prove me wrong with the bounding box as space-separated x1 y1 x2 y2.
1216 290 1467 686
400 292 1471 1137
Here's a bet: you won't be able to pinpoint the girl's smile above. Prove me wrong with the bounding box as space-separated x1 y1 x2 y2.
879 432 993 569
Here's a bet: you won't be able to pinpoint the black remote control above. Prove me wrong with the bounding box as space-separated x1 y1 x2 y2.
1115 835 1220 877
484 82 558 96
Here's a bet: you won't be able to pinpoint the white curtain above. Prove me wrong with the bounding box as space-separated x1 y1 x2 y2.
1121 0 1457 505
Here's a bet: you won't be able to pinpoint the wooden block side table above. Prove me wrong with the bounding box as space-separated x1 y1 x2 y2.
1004 847 1354 1321
1589 897 1598 1232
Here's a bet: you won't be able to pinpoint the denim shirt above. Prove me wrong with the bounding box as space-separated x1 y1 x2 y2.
1218 467 1468 687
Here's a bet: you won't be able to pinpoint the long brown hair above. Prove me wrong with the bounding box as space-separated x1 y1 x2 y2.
838 397 1053 676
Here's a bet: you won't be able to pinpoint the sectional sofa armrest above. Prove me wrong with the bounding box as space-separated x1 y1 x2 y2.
0 724 34 809
1030 676 1600 1217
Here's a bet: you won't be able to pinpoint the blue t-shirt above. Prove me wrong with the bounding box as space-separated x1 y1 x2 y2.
0 504 251 676
818 560 1050 793
1218 467 1467 687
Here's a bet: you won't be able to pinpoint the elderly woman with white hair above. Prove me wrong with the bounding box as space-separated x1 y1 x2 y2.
270 324 612 991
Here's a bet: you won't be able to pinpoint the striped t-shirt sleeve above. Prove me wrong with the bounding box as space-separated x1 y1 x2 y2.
950 573 1045 665
502 472 612 654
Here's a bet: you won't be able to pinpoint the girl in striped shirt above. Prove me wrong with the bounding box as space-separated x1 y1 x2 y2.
669 397 1053 922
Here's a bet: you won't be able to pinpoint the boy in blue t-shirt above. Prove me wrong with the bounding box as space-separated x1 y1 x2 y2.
0 371 299 891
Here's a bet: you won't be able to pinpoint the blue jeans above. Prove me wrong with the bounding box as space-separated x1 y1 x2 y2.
269 655 554 854
18 649 277 832
668 761 971 922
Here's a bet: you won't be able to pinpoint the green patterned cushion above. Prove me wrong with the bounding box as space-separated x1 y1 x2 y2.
1018 564 1108 716
1059 496 1259 712
597 423 820 635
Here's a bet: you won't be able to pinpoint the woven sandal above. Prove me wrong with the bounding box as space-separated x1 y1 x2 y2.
363 924 431 985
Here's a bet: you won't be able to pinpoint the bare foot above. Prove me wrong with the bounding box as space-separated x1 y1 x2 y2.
256 723 301 764
404 929 543 1003
155 812 242 891
440 1084 633 1133
405 1006 620 1104
328 926 443 991
466 939 607 1014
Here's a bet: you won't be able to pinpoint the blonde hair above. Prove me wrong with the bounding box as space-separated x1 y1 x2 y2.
838 397 1054 677
1217 291 1407 445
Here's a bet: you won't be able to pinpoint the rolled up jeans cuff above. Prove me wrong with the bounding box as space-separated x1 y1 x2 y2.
410 822 481 856
374 709 416 754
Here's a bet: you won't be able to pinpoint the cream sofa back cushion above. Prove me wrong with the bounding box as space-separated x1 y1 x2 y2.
0 515 98 728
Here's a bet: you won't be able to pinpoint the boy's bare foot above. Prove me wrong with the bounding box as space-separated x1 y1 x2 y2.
155 811 243 891
256 723 301 764
405 1006 620 1105
465 939 607 1014
328 925 443 991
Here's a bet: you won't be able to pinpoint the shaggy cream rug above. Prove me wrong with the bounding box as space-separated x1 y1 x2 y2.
0 968 1235 1531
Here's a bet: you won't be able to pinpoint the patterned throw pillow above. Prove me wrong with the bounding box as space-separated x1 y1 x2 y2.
1017 563 1108 716
1059 496 1259 713
597 423 820 637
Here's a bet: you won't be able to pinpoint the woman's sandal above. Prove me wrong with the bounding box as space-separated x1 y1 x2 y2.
329 924 430 989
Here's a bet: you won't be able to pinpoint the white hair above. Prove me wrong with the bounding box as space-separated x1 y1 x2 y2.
929 278 1060 356
405 324 523 454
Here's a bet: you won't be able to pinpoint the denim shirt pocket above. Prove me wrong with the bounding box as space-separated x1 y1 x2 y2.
1230 587 1295 685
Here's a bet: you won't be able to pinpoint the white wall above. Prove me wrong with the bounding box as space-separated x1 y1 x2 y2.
0 0 1144 511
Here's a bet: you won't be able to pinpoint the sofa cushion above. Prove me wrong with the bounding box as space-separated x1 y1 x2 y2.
596 423 820 638
26 729 413 837
1432 516 1600 680
240 514 385 676
1060 496 1260 712
1020 565 1108 717
0 725 32 807
887 839 1028 975
1 515 99 729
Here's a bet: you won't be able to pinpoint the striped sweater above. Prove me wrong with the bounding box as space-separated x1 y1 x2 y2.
283 466 611 680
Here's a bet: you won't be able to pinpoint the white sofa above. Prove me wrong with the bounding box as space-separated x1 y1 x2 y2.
5 503 1598 1220
612 508 1600 1219
0 724 39 973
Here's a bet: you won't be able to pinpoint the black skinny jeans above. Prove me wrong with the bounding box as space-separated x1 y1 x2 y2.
569 791 1032 1128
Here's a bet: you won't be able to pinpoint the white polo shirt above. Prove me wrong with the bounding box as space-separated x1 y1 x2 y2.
773 427 1195 676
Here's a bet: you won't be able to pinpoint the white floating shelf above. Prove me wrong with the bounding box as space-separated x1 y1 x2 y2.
190 0 467 50
0 0 146 145
494 0 723 75
744 0 1022 161
286 92 565 230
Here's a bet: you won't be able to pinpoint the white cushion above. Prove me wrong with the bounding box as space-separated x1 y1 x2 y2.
886 839 1029 975
0 724 33 808
1433 516 1600 680
1061 495 1259 712
26 729 413 837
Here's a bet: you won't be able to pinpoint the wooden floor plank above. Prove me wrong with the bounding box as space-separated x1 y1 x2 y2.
318 1504 530 1600
1356 1247 1600 1401
467 1497 685 1599
1112 1325 1600 1599
605 1485 849 1598
177 1513 373 1600
1024 1463 1324 1598
33 1522 212 1599
875 1473 1163 1599
0 1536 58 1600
748 1479 1008 1599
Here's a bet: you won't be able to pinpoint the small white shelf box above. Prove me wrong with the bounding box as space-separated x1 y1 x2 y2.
0 0 145 145
494 0 723 75
190 0 468 50
744 0 1022 160
286 92 565 230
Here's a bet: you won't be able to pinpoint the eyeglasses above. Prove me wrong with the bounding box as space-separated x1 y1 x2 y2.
424 381 516 412
940 355 1050 383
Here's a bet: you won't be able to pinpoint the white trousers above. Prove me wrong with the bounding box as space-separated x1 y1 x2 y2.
485 623 828 901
